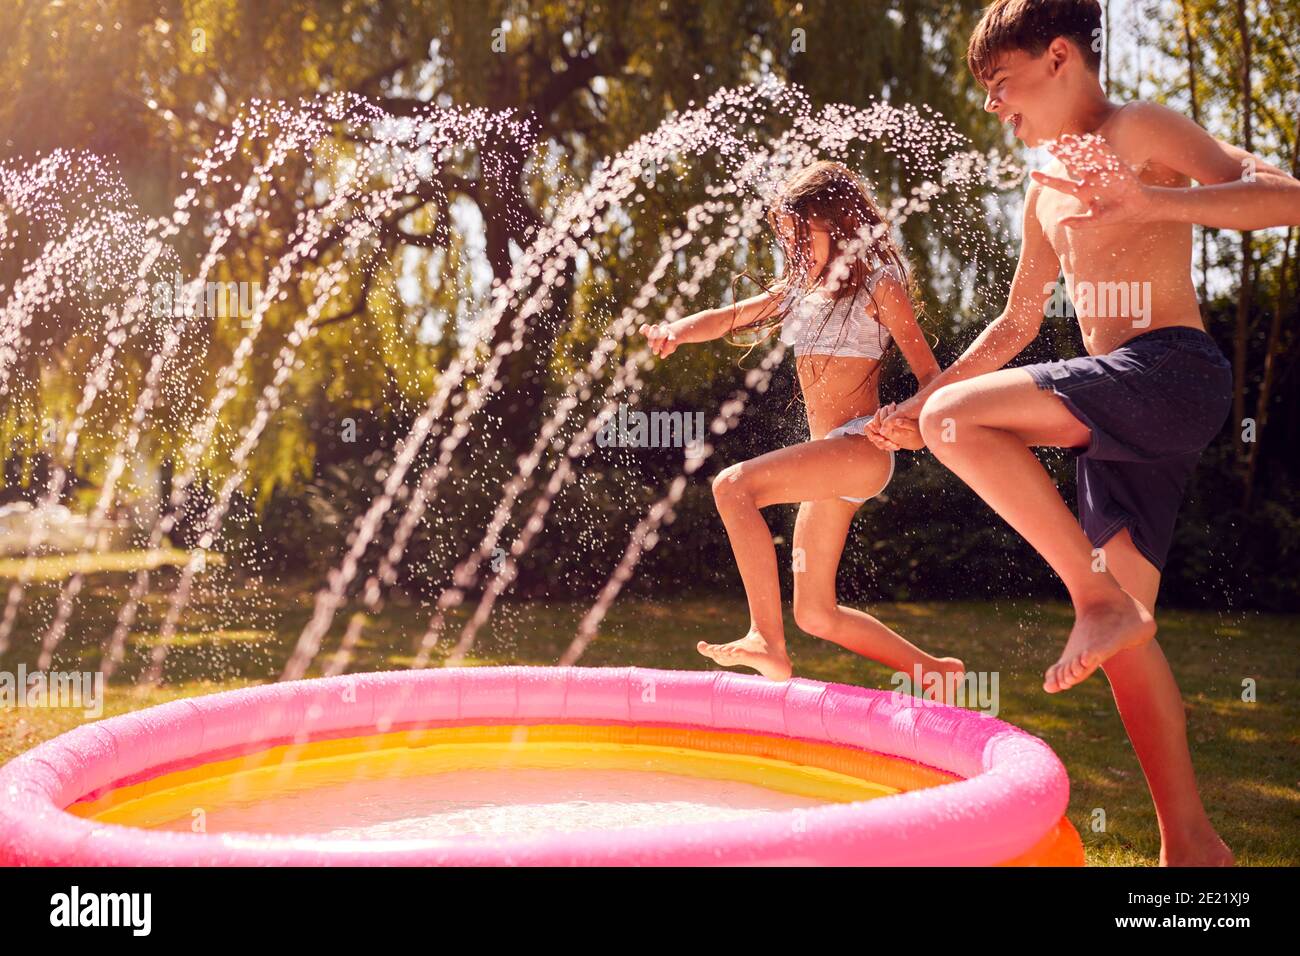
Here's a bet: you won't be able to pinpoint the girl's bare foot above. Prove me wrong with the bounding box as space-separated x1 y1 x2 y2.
896 657 966 704
1044 591 1156 693
697 630 793 681
932 657 966 704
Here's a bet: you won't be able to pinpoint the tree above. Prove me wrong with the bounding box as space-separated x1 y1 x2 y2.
1 0 1002 494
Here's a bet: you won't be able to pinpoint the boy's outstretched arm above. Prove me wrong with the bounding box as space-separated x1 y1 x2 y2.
1034 103 1300 231
868 188 1059 449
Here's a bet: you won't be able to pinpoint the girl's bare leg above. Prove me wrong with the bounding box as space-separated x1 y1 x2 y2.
791 495 964 683
701 433 901 680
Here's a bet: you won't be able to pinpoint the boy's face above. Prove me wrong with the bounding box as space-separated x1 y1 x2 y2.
981 47 1062 147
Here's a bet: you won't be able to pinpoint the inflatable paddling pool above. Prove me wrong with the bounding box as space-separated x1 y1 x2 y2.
0 667 1083 865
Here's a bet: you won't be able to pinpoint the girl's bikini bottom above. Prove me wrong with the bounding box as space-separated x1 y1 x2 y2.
824 412 895 505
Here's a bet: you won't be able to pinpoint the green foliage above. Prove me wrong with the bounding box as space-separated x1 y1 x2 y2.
1 1 1295 609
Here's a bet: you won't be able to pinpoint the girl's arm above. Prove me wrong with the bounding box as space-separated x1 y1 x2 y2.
639 285 787 358
868 188 1058 452
873 275 940 386
870 275 938 450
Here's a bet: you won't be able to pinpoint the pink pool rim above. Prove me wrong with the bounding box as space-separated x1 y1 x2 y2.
0 666 1078 866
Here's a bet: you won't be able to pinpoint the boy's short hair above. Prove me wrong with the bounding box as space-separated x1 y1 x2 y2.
968 0 1103 84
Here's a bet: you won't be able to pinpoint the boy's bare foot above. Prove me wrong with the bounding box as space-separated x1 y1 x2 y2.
697 630 793 682
1161 831 1234 867
1044 591 1156 693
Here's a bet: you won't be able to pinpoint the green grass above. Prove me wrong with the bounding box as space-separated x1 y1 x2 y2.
1 565 1296 866
0 548 216 581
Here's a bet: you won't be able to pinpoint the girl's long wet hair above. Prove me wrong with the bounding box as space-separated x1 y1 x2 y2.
725 161 917 399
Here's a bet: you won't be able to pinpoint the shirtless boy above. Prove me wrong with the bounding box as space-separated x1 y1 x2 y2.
869 0 1300 865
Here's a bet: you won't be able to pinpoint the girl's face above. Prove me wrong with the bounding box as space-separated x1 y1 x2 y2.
774 212 831 281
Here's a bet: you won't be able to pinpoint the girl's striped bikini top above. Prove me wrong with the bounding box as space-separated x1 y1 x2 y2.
777 263 902 360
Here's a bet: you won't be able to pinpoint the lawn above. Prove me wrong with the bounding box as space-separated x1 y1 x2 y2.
1 557 1296 866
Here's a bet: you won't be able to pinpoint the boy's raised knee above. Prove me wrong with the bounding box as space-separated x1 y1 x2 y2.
918 384 964 448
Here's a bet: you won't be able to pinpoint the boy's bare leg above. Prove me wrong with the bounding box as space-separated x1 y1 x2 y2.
791 494 964 684
699 435 893 681
1099 530 1233 866
918 369 1156 691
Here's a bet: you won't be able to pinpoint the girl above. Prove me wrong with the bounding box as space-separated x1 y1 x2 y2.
639 161 962 684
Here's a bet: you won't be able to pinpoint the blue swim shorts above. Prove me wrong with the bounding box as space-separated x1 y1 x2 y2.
1021 326 1232 571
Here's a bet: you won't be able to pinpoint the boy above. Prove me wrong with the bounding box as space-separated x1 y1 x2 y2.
868 0 1300 865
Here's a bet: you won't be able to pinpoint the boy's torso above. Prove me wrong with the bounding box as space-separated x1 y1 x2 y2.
1032 104 1205 357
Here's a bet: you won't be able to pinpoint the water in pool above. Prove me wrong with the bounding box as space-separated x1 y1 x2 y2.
153 768 828 840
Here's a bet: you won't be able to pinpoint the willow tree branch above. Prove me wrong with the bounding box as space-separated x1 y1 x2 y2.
313 257 380 330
